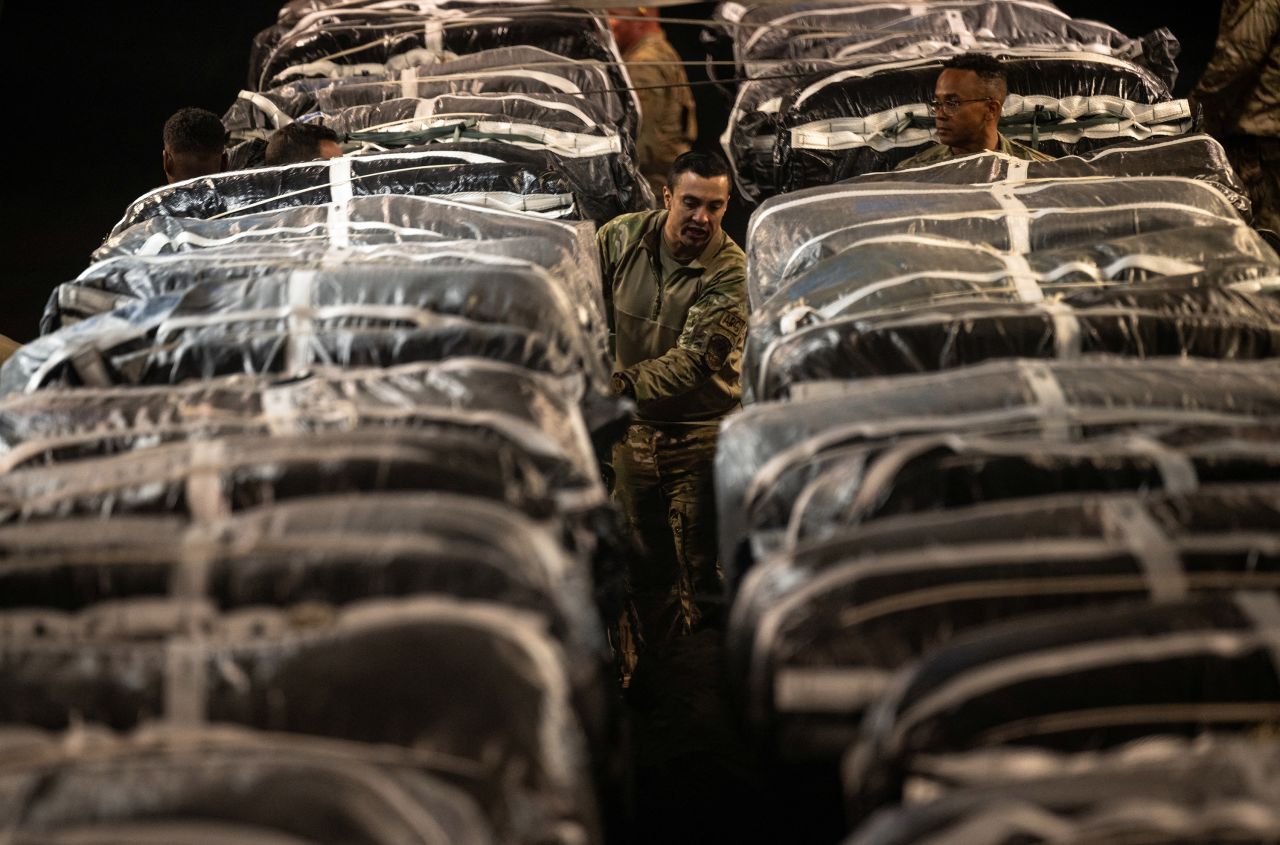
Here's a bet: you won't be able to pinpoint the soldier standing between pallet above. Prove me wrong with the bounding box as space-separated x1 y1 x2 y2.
1192 0 1280 232
598 151 746 650
609 8 698 200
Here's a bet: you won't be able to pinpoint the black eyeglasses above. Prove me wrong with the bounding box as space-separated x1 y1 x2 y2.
927 97 994 115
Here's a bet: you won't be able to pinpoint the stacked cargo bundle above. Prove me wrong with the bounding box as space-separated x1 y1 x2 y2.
221 1 653 221
0 3 640 844
720 110 1280 838
714 0 1186 201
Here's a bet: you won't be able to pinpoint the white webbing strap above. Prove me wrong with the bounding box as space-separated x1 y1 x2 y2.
401 67 417 100
286 270 317 378
424 20 444 52
328 156 353 206
165 638 207 727
173 528 214 603
991 184 1031 254
1017 361 1069 437
1005 157 1031 183
185 440 230 523
1044 301 1081 359
1235 591 1280 678
1002 252 1044 303
326 201 350 250
1122 434 1200 497
1098 499 1186 603
237 90 294 129
943 9 976 47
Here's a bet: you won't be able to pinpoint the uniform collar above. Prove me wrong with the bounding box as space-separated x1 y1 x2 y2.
643 210 722 272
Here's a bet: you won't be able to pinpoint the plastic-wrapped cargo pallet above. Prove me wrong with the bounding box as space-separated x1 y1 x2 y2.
715 5 1280 840
713 0 1185 201
0 2 640 843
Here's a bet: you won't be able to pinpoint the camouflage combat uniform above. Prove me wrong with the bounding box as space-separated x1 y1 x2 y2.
598 209 746 644
895 132 1055 169
1193 0 1280 232
623 30 698 200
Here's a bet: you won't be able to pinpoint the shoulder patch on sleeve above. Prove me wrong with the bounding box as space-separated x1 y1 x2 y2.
719 311 746 334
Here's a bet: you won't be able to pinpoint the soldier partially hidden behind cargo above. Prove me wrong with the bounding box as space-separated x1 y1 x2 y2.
609 8 698 200
1192 0 1280 232
896 53 1054 170
598 151 746 651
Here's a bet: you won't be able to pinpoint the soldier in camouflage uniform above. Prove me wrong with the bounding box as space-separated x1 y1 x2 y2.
598 151 746 647
609 8 698 200
1192 0 1280 232
896 53 1054 170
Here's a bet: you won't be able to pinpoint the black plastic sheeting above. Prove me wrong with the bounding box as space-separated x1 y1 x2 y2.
729 483 1280 759
0 727 498 845
750 285 1280 401
48 240 584 333
789 424 1280 540
746 176 1252 307
749 225 1279 376
851 135 1251 216
111 153 577 236
58 194 605 336
225 45 635 143
0 429 556 523
218 140 650 227
0 597 602 845
719 2 1177 82
322 92 618 142
94 191 594 267
845 736 1280 845
0 360 598 485
8 266 607 394
715 358 1280 580
248 8 626 95
844 593 1280 819
776 52 1187 189
0 491 602 658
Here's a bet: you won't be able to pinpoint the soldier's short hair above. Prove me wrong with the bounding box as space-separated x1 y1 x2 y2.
163 107 226 156
667 150 732 191
265 122 341 166
942 53 1008 101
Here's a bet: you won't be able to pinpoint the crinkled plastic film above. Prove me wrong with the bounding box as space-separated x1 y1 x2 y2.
747 176 1248 306
0 726 501 845
846 736 1280 845
716 1 1182 199
0 360 599 489
715 358 1280 579
729 484 1280 759
845 594 1280 821
0 597 601 844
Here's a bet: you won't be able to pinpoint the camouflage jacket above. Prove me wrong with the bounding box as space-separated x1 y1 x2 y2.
895 133 1056 170
624 31 697 194
597 210 747 424
1193 0 1280 138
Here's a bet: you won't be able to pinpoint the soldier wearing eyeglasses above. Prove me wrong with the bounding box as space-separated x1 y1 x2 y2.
896 53 1054 170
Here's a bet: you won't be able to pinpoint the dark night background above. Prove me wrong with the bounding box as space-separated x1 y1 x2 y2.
0 1 1222 344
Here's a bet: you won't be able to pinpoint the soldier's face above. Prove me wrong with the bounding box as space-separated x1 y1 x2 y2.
662 172 730 259
932 69 998 150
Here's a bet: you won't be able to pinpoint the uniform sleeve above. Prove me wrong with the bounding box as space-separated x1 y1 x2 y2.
597 220 627 341
1193 0 1280 121
619 260 748 405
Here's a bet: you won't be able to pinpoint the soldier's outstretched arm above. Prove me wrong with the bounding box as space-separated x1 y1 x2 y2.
616 268 747 404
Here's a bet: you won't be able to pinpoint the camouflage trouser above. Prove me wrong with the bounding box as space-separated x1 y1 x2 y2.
1223 136 1280 233
612 422 724 647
